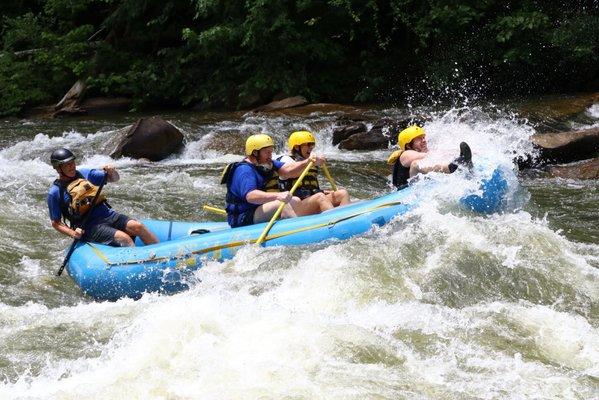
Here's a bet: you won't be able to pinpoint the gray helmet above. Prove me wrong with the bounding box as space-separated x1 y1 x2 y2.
50 148 76 167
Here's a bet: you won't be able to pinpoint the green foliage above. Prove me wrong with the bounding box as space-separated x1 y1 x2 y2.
0 0 597 116
2 13 44 51
0 13 93 116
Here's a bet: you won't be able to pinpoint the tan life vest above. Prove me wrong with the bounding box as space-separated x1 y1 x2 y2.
263 168 281 192
387 149 403 165
66 178 107 216
279 154 321 199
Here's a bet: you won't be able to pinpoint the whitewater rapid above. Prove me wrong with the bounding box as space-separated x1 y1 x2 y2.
0 104 597 399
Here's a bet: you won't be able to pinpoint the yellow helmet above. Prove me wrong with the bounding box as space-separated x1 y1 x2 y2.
245 133 274 156
288 130 316 152
398 125 425 150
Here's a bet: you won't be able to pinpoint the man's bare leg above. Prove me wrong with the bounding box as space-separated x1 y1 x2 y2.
253 199 298 223
294 192 333 216
125 219 159 245
114 229 135 246
325 189 350 207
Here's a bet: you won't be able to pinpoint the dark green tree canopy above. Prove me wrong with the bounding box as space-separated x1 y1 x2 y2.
1 0 597 116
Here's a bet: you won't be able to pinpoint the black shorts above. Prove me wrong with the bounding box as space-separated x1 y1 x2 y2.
230 208 255 228
84 212 131 246
296 188 322 200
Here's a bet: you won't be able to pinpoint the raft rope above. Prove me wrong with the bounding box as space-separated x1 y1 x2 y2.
88 200 404 267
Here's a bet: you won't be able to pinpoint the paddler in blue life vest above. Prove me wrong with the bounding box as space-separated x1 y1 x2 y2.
222 133 325 227
387 125 473 190
278 130 350 216
47 148 159 246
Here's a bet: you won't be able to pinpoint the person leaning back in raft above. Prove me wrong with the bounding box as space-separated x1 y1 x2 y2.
221 133 325 228
278 130 350 216
387 125 473 190
47 148 159 247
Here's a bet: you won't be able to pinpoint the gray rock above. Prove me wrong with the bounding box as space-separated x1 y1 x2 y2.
332 123 367 146
338 130 389 151
110 117 184 161
252 96 308 112
547 158 599 180
370 118 401 145
531 127 599 164
332 117 425 150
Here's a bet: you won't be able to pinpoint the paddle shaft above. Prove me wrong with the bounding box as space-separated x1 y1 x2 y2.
256 160 315 245
203 205 227 215
56 175 108 276
321 163 337 191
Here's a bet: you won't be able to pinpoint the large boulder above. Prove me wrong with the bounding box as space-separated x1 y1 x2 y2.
517 93 599 123
109 117 184 161
332 123 367 146
531 127 599 164
370 118 402 146
338 130 389 151
547 158 599 180
334 118 404 150
252 96 308 112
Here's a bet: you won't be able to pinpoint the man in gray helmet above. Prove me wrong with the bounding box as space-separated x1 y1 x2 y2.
47 148 158 246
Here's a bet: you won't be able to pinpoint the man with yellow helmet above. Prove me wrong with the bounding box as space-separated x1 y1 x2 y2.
221 133 323 227
279 130 350 215
387 125 472 189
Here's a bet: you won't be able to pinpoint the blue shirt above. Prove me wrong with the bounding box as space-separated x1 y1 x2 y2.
225 160 284 225
47 168 114 225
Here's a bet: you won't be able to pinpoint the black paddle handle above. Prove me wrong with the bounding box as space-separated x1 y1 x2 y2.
56 175 108 276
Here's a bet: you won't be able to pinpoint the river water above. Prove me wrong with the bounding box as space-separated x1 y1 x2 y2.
0 101 597 399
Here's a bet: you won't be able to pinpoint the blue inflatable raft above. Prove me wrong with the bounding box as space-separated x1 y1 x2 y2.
66 167 509 301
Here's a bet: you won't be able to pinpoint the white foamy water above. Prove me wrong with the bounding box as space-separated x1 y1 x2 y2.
2 208 598 399
0 105 597 399
587 103 599 119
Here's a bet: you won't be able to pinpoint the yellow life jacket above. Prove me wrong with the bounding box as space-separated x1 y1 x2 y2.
263 168 280 192
387 149 403 165
66 178 107 216
279 155 321 199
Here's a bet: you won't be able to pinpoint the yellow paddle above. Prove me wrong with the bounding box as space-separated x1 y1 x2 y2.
203 205 227 216
321 162 337 191
256 160 314 245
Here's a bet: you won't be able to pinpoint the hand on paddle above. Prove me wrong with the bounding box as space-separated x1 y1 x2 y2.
102 164 119 182
310 155 325 167
256 160 315 245
72 227 84 239
275 191 293 203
